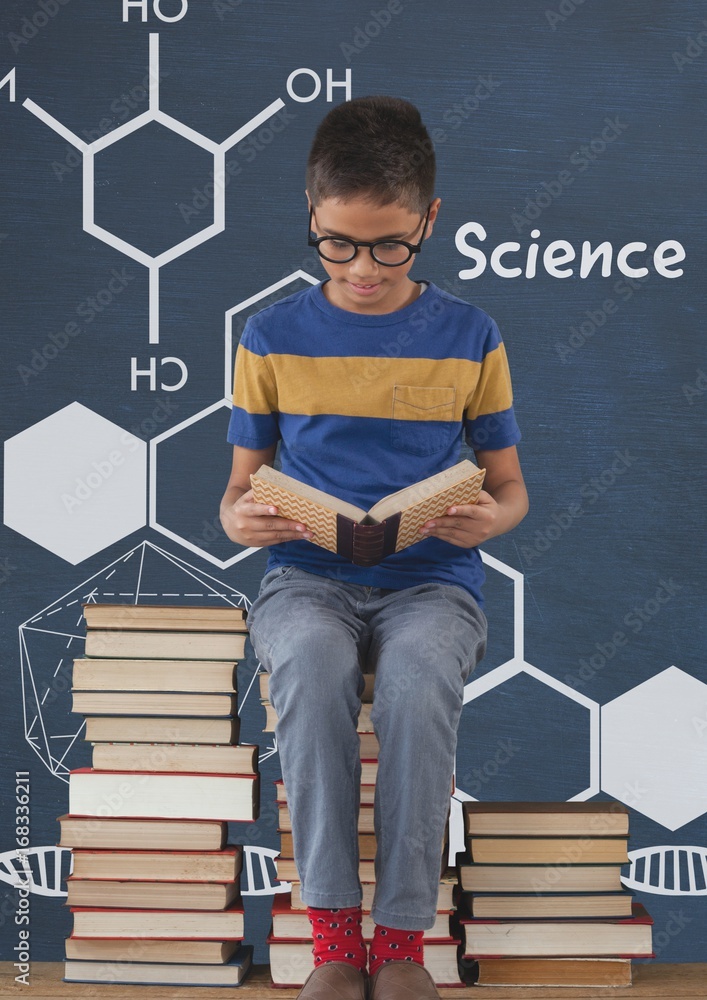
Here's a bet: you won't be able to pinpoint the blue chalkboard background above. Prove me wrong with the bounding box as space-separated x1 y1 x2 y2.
1 0 705 966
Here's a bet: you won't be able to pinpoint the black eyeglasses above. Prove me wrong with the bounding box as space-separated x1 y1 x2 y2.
307 203 432 267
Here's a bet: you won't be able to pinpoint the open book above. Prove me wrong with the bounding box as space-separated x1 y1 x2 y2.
250 459 485 567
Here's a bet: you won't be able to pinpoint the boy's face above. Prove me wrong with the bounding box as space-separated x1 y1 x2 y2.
306 194 440 315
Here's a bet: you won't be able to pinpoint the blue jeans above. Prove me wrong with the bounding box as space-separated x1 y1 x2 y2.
246 565 487 930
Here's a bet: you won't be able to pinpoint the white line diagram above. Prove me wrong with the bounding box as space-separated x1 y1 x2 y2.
150 269 321 567
0 846 69 898
449 550 599 862
22 33 285 345
18 539 250 783
4 839 707 899
14 539 292 896
622 845 707 896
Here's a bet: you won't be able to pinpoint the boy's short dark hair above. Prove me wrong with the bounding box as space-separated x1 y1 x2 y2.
306 95 435 215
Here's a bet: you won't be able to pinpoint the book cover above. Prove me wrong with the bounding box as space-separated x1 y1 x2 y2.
70 845 243 881
456 901 654 958
91 741 258 774
466 834 630 864
57 815 228 851
68 768 260 822
72 657 238 692
474 957 632 987
82 602 247 631
69 905 246 940
462 801 630 837
250 459 485 566
63 944 253 986
65 876 241 910
84 630 247 660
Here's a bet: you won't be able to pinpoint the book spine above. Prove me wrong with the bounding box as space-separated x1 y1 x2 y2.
351 522 385 566
345 514 401 567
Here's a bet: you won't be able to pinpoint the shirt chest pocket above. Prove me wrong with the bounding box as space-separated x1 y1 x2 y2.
391 385 458 456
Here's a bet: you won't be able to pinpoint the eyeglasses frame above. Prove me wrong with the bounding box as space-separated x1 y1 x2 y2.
307 202 433 267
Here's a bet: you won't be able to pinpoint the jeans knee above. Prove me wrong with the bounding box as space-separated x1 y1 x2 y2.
268 627 360 710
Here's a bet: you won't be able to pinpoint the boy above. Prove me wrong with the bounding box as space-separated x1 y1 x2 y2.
220 96 528 1000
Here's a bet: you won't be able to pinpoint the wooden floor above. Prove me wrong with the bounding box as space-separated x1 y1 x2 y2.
1 963 705 998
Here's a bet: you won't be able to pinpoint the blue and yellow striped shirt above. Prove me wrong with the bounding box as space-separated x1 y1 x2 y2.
228 280 521 604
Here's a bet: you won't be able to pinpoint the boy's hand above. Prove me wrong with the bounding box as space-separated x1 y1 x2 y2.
223 489 314 547
418 489 500 548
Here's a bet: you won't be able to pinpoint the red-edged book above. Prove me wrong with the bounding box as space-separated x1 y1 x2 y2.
68 768 259 822
65 877 240 910
456 901 654 958
57 815 228 851
70 903 245 939
267 933 463 988
70 846 242 881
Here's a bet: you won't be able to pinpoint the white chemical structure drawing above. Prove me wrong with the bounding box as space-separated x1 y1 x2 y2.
18 540 250 782
22 33 285 346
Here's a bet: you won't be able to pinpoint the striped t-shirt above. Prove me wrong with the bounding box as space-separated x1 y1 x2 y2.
227 279 521 605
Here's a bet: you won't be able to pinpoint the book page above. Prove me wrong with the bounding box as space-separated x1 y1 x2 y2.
368 460 483 521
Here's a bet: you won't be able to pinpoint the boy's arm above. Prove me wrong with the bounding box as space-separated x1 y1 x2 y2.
220 445 314 548
419 445 528 548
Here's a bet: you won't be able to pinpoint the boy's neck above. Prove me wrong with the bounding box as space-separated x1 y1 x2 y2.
321 275 424 316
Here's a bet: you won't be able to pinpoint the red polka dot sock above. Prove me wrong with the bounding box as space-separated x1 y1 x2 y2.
306 905 367 972
369 923 424 977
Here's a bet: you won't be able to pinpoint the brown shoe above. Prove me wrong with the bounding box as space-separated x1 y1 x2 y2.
297 961 368 999
369 960 441 999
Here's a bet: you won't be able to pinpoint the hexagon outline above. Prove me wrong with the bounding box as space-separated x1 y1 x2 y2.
149 398 259 569
83 142 225 268
224 269 320 400
23 33 286 344
460 658 600 802
479 550 524 663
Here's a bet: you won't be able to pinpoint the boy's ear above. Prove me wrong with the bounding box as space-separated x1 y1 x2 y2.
305 188 313 211
425 197 442 238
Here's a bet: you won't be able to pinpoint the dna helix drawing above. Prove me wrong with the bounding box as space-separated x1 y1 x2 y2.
0 847 70 898
0 845 290 898
2 844 705 898
3 844 705 899
624 845 707 896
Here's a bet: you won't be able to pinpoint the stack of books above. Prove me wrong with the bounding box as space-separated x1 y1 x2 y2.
260 671 464 988
59 603 258 988
454 801 654 988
